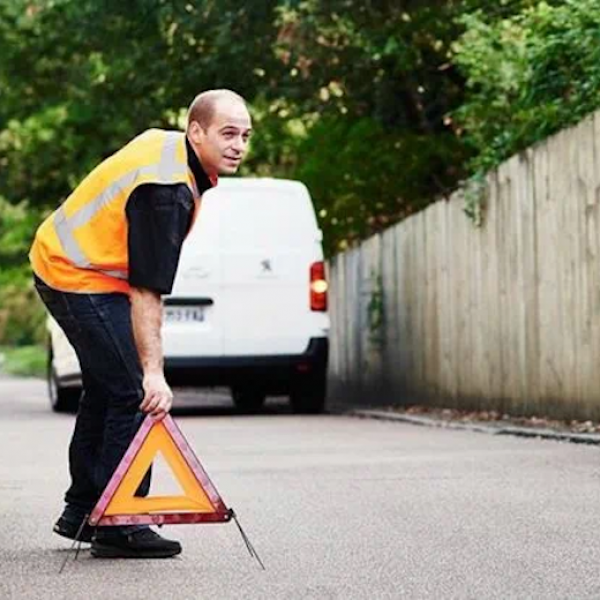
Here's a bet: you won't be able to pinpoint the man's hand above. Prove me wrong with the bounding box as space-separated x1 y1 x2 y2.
140 371 173 419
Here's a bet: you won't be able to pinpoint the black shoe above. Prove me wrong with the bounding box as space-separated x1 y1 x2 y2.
91 528 182 559
53 514 95 543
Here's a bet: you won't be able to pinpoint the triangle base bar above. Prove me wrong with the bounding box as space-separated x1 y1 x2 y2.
98 509 233 526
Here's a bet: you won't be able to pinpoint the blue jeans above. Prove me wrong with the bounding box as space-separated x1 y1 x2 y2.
34 275 150 522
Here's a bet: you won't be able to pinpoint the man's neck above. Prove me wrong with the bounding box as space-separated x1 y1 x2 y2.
185 136 215 193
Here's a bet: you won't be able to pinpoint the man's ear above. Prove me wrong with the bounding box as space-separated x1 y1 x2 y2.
188 121 204 145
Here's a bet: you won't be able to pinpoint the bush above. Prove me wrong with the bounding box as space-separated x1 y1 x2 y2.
0 345 46 378
453 0 600 176
292 116 468 255
0 196 46 346
0 273 46 346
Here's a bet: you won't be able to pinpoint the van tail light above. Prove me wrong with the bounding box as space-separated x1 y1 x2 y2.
310 261 328 311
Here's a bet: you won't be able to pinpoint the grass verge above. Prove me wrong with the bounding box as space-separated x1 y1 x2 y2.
0 345 46 378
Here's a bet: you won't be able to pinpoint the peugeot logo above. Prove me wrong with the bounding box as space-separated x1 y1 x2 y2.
261 259 272 273
183 266 209 279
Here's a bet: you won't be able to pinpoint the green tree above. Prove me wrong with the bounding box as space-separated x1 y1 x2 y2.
271 1 475 250
453 0 600 177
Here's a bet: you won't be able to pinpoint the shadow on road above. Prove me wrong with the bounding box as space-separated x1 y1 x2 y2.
171 405 293 417
167 386 294 418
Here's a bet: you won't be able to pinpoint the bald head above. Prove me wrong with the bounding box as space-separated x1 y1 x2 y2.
186 89 252 177
187 89 248 131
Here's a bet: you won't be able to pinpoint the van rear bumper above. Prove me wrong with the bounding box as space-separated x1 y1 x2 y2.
164 337 328 391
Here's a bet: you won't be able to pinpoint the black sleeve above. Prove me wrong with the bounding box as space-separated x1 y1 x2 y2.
126 183 194 295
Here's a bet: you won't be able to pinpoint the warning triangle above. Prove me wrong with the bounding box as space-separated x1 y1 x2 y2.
89 415 231 527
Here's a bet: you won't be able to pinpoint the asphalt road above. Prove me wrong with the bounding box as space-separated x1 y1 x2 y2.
1 376 599 600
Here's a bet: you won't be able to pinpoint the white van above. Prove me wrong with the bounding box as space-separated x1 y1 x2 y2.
47 178 330 414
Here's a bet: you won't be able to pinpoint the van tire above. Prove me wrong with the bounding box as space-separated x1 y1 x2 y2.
231 387 266 414
47 346 80 413
290 375 326 414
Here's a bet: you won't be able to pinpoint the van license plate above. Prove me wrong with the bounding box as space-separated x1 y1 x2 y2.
164 306 205 323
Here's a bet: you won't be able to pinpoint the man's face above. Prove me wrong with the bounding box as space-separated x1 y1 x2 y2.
189 99 252 176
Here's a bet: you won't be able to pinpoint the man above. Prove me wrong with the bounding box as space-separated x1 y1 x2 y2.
30 89 252 559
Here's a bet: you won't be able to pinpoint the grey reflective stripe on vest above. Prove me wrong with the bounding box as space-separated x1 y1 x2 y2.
158 132 186 181
54 132 185 280
54 206 90 268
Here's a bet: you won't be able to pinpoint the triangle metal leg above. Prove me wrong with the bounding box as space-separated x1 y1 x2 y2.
231 509 266 571
58 513 91 574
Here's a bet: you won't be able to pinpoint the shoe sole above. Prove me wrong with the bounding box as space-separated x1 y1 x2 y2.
53 524 94 544
91 542 182 559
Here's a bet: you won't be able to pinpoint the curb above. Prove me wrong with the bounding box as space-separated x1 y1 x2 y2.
347 410 600 446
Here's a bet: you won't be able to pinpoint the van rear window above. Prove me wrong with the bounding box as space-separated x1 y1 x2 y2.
215 189 318 247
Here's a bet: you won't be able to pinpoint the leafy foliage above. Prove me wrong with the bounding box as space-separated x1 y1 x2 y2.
453 0 600 175
0 196 46 345
293 116 468 253
0 344 46 377
272 0 476 248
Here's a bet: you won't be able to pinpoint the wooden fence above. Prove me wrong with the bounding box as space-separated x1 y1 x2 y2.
327 112 600 420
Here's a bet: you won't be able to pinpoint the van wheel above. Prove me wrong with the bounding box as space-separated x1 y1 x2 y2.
47 346 80 413
231 388 266 414
290 375 326 414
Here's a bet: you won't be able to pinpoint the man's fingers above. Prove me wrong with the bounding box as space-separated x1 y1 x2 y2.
154 396 172 412
150 407 167 420
139 394 153 412
150 395 172 417
142 391 172 415
140 373 173 414
140 391 160 413
150 405 169 419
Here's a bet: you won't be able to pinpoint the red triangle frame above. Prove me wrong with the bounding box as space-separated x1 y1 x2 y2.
88 415 232 527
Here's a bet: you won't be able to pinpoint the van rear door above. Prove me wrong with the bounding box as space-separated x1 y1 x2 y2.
217 180 322 356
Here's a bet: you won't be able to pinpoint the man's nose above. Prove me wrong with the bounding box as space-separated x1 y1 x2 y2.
232 136 247 153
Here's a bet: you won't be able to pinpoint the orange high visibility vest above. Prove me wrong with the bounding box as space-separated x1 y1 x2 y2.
30 129 201 294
